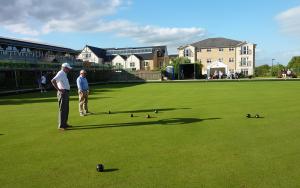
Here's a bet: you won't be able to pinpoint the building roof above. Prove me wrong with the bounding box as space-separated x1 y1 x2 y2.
83 45 167 62
112 54 127 61
169 54 178 59
104 45 167 50
0 36 78 54
135 53 154 60
111 54 153 61
191 38 244 48
86 45 106 58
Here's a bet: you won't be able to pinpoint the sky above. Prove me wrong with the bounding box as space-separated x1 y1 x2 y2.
1 0 300 65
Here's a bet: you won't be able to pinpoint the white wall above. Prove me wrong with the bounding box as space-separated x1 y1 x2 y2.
126 55 141 70
77 46 102 64
178 45 196 63
235 43 255 75
112 55 126 68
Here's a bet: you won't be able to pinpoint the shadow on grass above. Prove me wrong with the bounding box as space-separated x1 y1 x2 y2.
247 116 265 119
91 108 191 115
0 134 4 136
88 83 144 94
102 168 119 173
0 96 110 105
68 117 221 131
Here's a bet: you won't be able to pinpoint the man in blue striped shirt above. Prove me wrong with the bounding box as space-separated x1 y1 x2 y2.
76 70 90 116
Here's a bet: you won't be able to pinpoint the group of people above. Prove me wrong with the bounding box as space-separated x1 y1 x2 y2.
281 69 292 79
209 70 224 79
51 63 91 131
208 70 241 80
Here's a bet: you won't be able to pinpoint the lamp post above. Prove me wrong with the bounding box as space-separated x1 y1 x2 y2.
194 62 196 79
277 61 279 77
192 50 196 79
272 58 275 77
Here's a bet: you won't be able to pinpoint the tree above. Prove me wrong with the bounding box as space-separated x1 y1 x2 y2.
255 64 286 77
165 57 191 78
195 60 203 78
287 56 300 75
255 64 271 77
271 64 286 77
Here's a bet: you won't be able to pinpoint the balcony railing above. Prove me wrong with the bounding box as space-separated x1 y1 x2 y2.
239 61 252 67
239 50 252 55
0 53 78 64
0 54 111 70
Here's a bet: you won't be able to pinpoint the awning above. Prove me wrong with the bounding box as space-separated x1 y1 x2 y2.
207 61 228 75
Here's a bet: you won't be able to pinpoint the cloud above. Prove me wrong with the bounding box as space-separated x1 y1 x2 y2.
3 23 40 36
93 21 205 52
276 6 300 37
116 25 205 51
0 0 205 50
0 0 124 35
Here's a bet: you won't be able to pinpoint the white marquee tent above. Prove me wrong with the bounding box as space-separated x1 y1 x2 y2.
207 61 228 76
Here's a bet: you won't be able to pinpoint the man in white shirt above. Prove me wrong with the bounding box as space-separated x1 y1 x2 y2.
287 69 292 78
40 74 47 93
51 63 72 131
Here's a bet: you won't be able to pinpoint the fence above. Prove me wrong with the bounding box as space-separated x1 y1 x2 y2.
0 69 111 92
109 70 162 81
0 60 111 71
0 68 162 93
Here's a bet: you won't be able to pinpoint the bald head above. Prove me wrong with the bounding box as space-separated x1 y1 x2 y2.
80 70 86 77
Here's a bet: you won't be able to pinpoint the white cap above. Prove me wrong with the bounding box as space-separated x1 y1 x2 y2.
62 63 72 69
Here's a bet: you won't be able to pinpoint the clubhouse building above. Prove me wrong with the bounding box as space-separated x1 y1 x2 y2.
0 36 79 64
77 45 168 71
178 38 256 76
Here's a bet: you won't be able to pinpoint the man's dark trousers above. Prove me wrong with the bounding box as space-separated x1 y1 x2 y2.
57 90 69 128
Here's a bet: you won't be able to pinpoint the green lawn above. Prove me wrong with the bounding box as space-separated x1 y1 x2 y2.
0 81 300 188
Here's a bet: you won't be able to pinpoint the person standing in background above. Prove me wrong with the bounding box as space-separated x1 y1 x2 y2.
76 70 91 116
40 73 47 93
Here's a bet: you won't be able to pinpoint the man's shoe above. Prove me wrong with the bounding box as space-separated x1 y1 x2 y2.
80 113 86 116
85 112 93 115
66 124 73 128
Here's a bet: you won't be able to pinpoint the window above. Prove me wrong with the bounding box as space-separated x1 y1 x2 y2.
159 62 164 68
197 49 202 53
241 46 249 55
229 58 234 63
219 48 224 52
84 53 91 58
229 69 234 74
115 63 123 68
184 49 191 57
157 51 162 57
241 57 248 66
144 62 149 67
130 62 135 67
218 58 223 62
241 69 248 76
229 48 235 51
207 48 211 52
207 59 212 63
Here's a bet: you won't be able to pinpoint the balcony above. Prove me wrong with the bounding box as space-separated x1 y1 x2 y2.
239 61 252 67
239 50 252 55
